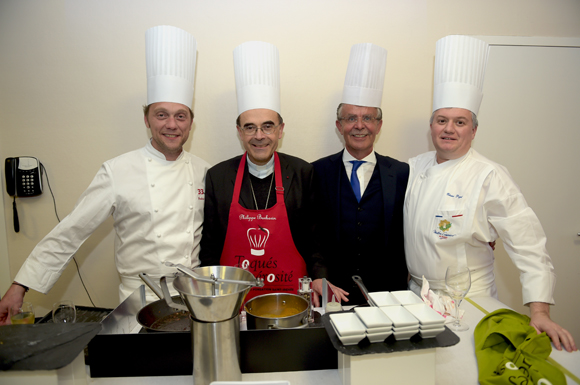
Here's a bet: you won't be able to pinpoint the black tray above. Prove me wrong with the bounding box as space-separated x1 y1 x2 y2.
37 305 112 324
322 310 460 356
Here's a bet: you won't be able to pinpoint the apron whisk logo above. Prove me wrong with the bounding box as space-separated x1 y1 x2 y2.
247 226 270 256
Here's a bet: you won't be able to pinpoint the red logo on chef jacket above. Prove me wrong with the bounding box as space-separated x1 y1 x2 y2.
247 227 270 256
197 188 204 200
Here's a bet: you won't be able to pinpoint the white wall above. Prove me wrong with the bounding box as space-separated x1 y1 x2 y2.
1 0 579 318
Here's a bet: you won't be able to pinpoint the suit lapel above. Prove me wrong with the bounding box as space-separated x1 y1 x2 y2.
329 151 345 239
232 155 255 209
376 153 396 236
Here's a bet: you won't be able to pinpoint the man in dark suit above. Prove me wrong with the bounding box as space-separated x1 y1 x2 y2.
312 44 409 305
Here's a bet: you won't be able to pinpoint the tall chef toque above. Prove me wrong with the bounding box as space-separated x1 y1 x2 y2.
233 41 281 115
432 35 490 115
341 43 388 108
146 25 197 108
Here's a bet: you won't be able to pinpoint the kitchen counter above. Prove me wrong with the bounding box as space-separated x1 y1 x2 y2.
87 297 580 385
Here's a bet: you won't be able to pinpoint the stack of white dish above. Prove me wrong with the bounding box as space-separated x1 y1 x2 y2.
353 307 393 343
329 290 447 345
379 305 420 340
403 303 446 338
329 312 367 346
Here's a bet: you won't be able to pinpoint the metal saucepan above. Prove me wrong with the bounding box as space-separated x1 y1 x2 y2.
352 275 378 307
137 273 190 332
244 293 309 330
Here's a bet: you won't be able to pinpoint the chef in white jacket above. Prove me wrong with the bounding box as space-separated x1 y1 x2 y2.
404 35 576 352
0 25 209 324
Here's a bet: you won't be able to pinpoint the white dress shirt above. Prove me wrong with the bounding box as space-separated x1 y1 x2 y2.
342 150 377 198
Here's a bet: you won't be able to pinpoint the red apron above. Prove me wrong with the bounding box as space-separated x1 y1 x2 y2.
220 152 308 303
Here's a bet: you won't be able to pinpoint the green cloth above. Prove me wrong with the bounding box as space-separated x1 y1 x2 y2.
474 308 566 385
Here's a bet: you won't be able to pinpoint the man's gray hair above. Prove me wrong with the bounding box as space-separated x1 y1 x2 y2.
336 103 383 121
429 108 478 128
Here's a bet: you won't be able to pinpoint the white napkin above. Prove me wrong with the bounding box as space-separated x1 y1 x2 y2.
420 276 464 324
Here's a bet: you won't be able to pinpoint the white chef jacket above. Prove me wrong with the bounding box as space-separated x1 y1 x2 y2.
404 149 555 305
15 140 210 302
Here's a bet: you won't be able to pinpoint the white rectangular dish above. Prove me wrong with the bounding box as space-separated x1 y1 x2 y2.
379 305 420 328
392 325 419 333
330 318 365 345
403 303 445 326
354 307 393 330
418 326 446 339
366 329 393 343
329 312 367 336
392 329 418 340
390 290 423 305
420 323 448 331
368 291 400 307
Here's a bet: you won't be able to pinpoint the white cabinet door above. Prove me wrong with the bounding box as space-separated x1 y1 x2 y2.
476 37 580 340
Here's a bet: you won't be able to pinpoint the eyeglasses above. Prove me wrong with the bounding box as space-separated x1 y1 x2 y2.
339 115 378 125
240 123 280 136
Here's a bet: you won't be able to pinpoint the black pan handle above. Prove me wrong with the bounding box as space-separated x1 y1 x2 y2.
352 275 378 307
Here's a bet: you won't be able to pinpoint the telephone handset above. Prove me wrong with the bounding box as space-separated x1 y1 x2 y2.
5 157 43 197
5 157 43 232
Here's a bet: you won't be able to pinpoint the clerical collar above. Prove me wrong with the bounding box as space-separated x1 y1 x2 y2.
247 154 274 179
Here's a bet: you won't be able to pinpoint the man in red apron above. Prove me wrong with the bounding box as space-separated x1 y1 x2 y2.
200 41 345 304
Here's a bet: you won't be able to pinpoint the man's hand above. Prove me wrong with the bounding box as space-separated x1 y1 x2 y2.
529 302 577 352
0 284 27 325
311 279 349 308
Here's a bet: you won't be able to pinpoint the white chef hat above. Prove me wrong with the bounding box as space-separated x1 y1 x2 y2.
233 41 281 115
341 43 388 108
432 35 489 115
146 25 197 108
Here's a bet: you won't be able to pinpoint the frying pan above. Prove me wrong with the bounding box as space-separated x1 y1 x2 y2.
137 273 190 332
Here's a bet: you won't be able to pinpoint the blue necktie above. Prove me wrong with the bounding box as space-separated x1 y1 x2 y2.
350 161 365 202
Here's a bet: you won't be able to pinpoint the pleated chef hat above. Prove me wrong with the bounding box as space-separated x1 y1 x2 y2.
146 25 197 108
341 43 388 108
234 41 281 115
432 35 489 115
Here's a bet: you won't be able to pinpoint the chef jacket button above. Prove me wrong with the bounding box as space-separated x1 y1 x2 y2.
186 230 191 234
189 205 193 210
188 182 193 186
151 183 155 187
185 160 189 164
154 209 159 213
157 234 161 238
357 221 362 227
148 158 152 162
183 255 188 260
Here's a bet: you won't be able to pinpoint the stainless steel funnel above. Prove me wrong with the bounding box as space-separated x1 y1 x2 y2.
167 266 257 385
169 266 255 322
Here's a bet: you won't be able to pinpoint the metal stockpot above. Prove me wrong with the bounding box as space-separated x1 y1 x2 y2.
244 293 309 330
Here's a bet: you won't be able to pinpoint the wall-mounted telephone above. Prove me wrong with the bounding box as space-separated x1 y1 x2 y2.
5 157 44 232
5 157 43 197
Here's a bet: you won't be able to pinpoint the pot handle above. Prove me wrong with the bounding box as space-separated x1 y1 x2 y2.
268 314 310 329
138 273 164 300
160 276 188 311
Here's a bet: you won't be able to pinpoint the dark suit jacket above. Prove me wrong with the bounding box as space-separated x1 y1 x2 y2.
200 152 324 277
312 150 409 302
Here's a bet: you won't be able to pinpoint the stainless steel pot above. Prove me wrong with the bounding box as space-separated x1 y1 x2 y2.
244 293 309 330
